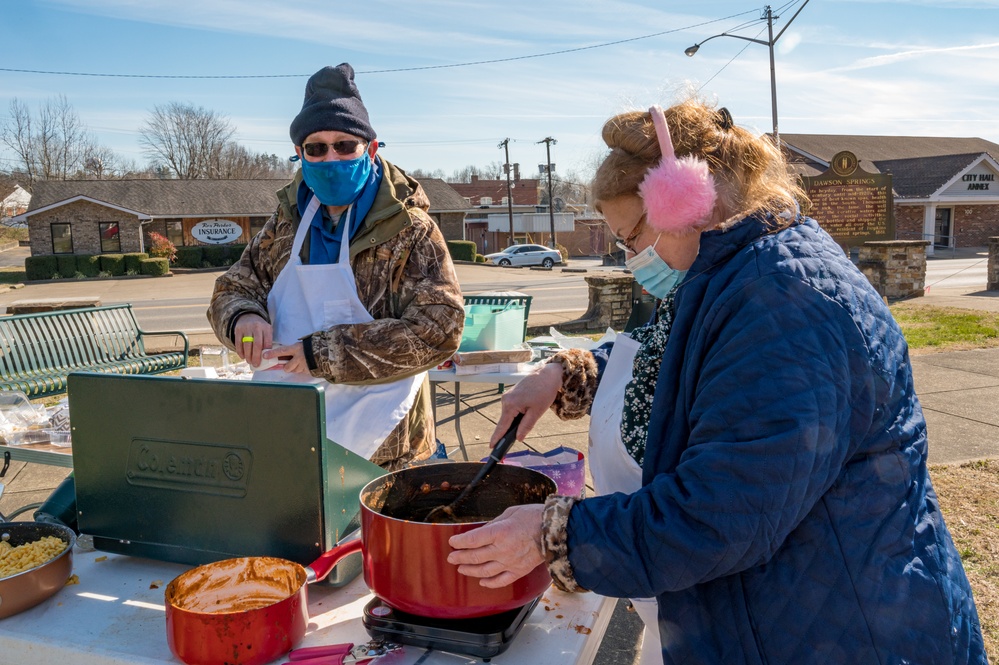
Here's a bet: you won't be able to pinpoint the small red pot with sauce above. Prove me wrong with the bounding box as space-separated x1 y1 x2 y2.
164 462 556 665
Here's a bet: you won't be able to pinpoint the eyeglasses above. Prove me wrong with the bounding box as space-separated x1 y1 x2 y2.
302 140 366 158
613 213 647 254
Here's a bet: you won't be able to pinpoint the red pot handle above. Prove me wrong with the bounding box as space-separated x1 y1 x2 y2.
306 530 362 584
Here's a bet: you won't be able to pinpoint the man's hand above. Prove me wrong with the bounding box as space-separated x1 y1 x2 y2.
233 314 273 367
264 342 309 374
447 504 545 588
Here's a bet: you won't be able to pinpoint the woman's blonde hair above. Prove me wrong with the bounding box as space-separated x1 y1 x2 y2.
592 99 806 227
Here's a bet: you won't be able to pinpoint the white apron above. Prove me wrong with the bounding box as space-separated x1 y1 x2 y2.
252 194 424 460
588 333 662 665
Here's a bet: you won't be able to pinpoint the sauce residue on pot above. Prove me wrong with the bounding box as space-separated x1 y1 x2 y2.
165 557 305 614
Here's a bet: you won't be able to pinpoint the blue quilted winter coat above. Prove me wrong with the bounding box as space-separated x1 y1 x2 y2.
570 214 986 664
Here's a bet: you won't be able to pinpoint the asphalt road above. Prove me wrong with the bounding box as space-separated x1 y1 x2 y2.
0 248 614 331
1 246 991 334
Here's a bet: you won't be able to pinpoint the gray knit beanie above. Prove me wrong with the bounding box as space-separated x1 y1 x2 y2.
289 63 376 146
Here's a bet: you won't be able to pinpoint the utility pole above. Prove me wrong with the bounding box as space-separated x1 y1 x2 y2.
499 138 515 244
538 137 557 248
684 0 811 147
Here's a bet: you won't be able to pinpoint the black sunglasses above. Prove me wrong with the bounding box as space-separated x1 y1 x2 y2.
302 140 365 158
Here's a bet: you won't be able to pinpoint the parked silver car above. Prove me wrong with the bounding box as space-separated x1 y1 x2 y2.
484 244 562 268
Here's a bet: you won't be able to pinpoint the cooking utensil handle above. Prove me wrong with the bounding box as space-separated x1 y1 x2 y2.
287 643 354 660
283 652 353 663
488 412 524 462
450 412 524 504
306 530 363 584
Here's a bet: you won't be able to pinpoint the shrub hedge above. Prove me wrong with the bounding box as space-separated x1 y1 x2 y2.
76 254 101 277
203 245 229 266
124 252 148 274
174 246 204 269
100 254 126 276
57 255 77 278
446 240 477 262
140 258 170 276
25 255 58 281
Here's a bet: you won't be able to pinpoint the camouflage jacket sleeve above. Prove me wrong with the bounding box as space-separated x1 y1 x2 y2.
308 207 464 384
208 199 464 384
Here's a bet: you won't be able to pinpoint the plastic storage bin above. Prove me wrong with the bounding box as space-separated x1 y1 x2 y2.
459 303 526 352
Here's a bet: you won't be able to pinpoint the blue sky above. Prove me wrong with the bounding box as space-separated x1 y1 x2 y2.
2 0 998 180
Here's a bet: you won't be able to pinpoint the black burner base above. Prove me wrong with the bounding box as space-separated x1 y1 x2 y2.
361 596 539 660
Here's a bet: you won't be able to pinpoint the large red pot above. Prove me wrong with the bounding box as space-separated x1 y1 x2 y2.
330 461 557 619
164 462 555 665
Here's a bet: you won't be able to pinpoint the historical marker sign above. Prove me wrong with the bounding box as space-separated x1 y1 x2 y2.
801 151 895 247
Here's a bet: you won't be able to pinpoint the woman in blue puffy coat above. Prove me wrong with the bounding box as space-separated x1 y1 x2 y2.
449 100 986 665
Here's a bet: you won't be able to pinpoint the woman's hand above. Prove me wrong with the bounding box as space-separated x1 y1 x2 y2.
489 362 564 447
264 342 309 374
447 504 545 588
233 314 272 367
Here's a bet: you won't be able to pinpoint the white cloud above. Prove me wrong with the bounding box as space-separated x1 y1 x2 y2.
825 41 999 73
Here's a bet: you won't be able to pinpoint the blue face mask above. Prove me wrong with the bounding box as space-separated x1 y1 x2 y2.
300 153 372 206
625 234 688 299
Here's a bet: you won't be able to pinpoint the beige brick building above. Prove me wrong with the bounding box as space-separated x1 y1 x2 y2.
784 135 999 253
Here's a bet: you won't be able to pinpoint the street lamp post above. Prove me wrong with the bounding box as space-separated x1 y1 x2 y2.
684 0 810 146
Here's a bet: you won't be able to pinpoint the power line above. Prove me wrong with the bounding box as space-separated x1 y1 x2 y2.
0 10 756 80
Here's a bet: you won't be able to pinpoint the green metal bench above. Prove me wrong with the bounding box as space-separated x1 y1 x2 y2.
0 304 188 398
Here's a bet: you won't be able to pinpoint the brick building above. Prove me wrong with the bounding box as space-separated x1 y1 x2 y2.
784 135 999 252
16 177 465 257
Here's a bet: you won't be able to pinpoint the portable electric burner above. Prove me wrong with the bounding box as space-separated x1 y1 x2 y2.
361 595 540 660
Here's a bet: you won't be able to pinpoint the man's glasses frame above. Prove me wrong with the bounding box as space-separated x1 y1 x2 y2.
613 213 647 254
302 140 366 159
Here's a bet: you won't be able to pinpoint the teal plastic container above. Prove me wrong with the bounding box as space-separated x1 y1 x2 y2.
459 303 526 352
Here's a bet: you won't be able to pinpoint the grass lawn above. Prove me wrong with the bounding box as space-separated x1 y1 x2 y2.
931 460 999 661
0 265 26 285
891 302 999 353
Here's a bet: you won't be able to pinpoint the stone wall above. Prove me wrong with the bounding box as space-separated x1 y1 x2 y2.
535 273 635 334
857 240 929 299
988 236 999 291
28 200 143 256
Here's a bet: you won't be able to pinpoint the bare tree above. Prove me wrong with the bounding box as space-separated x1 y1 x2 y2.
81 142 121 179
214 144 296 179
140 102 236 179
2 99 37 184
1 96 122 183
408 167 447 180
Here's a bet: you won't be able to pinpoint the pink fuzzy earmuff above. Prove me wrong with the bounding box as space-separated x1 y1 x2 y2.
638 105 717 233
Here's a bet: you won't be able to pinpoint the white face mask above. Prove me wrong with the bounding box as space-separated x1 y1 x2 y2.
625 234 688 298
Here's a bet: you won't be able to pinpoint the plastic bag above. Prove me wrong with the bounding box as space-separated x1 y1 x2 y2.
547 327 617 351
493 446 586 498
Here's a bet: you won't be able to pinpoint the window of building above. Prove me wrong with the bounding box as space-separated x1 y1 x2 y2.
480 196 493 206
463 197 472 206
249 217 265 238
99 222 121 253
51 223 73 254
166 220 184 247
501 197 509 205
